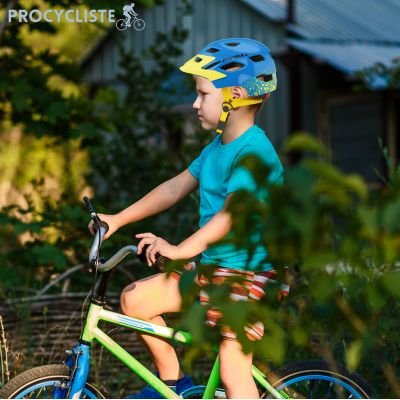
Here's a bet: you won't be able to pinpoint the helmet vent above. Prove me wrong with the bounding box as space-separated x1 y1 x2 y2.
195 57 203 62
220 62 244 71
204 61 220 69
225 42 239 47
257 74 273 82
207 48 220 53
250 55 265 62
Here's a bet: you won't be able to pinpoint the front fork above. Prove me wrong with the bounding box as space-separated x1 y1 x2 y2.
55 342 91 399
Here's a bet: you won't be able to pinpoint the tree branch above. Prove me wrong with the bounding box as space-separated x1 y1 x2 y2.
34 263 86 298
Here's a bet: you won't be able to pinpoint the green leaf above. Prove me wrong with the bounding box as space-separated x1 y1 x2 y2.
345 339 363 370
283 132 331 158
32 243 67 269
381 271 400 300
383 200 400 234
46 102 68 124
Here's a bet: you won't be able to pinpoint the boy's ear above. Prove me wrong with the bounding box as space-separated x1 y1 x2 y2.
230 86 247 99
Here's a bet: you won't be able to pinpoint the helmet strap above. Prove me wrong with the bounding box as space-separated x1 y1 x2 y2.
215 87 263 135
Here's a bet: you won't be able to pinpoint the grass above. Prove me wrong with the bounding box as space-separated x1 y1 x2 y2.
0 315 10 387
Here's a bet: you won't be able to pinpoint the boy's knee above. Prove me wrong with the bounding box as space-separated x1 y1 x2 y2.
219 340 253 384
120 284 141 317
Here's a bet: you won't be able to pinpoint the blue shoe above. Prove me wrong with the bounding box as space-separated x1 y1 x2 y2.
176 374 194 394
125 375 194 399
125 384 164 399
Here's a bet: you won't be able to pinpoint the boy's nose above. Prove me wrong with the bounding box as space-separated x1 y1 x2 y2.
193 96 200 110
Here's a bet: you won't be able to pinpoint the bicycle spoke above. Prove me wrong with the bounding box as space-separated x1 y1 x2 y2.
326 381 333 398
307 379 314 398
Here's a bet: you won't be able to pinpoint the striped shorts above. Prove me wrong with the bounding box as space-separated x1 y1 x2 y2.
171 263 290 341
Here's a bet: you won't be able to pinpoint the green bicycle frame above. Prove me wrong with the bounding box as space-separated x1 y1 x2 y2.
80 302 287 399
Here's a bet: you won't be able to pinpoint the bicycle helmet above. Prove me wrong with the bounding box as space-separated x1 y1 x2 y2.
179 38 277 134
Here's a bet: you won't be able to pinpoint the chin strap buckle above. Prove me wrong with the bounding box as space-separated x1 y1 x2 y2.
216 101 233 134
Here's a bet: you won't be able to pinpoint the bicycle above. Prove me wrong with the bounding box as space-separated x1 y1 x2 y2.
116 14 145 31
0 197 375 399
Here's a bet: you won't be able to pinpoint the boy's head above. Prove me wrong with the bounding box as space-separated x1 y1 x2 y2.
192 75 269 131
180 38 277 134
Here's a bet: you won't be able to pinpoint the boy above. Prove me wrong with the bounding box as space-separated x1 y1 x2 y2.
89 38 284 398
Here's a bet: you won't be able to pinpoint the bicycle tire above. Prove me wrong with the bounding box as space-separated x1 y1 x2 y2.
261 359 375 399
133 19 145 31
0 364 108 399
180 385 226 399
116 19 127 31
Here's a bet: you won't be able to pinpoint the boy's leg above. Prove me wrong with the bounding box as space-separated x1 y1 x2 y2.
219 339 259 399
120 273 184 381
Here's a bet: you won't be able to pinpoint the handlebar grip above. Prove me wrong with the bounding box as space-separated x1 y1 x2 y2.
155 255 169 271
83 196 95 214
99 221 109 233
137 244 170 271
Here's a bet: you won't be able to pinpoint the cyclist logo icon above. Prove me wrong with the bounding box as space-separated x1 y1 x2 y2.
116 3 145 31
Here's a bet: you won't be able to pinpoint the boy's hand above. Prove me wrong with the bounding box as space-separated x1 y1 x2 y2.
88 213 120 240
136 233 180 266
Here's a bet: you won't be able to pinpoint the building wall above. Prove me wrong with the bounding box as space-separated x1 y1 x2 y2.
296 55 392 187
81 0 290 147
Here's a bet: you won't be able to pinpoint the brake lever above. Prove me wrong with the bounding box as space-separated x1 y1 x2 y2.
83 196 109 233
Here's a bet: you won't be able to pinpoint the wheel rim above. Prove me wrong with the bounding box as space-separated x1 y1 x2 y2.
275 374 364 399
180 385 226 399
15 379 99 399
116 20 127 30
134 19 145 30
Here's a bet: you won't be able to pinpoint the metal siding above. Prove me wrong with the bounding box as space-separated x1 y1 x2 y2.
240 0 286 21
91 52 102 81
276 59 290 143
142 5 154 70
256 59 290 146
300 59 317 135
113 35 121 77
154 3 165 38
193 1 206 53
288 39 400 88
218 0 230 40
230 2 241 38
291 0 400 42
205 0 215 43
181 13 193 66
103 38 114 80
241 4 252 38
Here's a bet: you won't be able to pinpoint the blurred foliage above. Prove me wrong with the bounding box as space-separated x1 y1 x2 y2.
354 58 400 91
0 0 199 295
1 0 400 397
176 133 400 397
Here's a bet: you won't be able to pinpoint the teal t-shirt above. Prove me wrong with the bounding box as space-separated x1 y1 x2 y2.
188 124 284 271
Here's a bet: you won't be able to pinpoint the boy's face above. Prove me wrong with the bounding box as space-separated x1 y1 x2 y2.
192 76 223 130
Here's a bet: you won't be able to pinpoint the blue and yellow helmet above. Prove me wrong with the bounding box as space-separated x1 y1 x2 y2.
179 37 277 96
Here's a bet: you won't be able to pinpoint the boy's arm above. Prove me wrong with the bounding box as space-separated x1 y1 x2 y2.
117 169 198 225
90 169 198 239
139 194 233 264
176 196 233 258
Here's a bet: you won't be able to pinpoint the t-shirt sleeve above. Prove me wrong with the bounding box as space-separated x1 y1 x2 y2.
227 145 284 196
188 153 203 180
188 138 216 180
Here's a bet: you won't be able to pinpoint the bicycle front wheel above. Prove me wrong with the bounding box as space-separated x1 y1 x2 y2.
262 360 374 399
133 19 145 31
0 364 107 399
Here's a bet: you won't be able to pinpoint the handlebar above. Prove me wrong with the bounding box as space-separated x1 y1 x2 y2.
83 196 168 273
